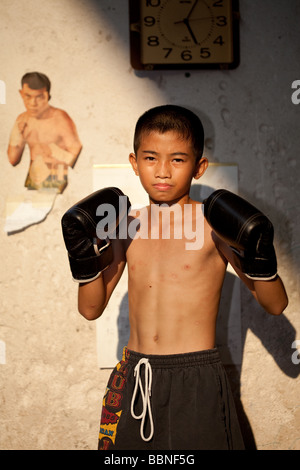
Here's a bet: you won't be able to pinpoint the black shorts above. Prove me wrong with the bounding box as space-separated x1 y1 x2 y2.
98 347 244 450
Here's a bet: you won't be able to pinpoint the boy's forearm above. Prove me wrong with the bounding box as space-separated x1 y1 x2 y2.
78 275 107 321
253 275 288 315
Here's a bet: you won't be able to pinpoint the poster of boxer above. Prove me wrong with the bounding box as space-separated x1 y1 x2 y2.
8 72 82 193
4 72 82 233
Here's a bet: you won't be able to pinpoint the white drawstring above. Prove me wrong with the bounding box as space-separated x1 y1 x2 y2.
130 358 154 442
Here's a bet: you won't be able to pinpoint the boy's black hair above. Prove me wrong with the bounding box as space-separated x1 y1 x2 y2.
134 105 204 161
21 72 51 99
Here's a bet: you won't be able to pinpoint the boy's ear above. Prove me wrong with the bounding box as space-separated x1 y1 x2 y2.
193 157 208 180
129 153 139 176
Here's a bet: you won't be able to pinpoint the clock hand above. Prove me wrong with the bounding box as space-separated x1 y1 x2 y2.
186 0 199 20
174 16 212 24
183 18 198 45
173 18 198 44
173 0 209 44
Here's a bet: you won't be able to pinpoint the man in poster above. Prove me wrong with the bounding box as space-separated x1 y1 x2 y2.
7 72 82 193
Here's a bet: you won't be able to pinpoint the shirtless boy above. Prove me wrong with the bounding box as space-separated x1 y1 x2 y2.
62 105 288 450
8 72 82 193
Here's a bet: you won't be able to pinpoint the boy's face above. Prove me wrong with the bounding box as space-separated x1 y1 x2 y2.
129 130 207 205
19 83 50 118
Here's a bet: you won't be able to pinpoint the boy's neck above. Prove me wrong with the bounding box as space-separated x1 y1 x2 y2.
149 193 192 208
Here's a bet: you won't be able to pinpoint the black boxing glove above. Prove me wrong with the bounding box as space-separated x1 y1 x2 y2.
204 189 277 281
61 187 130 283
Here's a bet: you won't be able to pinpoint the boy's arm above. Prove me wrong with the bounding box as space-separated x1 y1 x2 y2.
252 276 288 315
78 237 126 320
205 189 288 316
218 239 288 315
61 187 130 320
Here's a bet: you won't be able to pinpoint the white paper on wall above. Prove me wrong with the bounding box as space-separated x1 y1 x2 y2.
93 163 241 368
4 188 57 234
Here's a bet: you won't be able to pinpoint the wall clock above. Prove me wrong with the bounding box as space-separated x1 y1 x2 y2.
129 0 240 70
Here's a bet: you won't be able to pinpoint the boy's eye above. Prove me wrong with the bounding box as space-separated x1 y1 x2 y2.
173 158 184 163
145 156 156 161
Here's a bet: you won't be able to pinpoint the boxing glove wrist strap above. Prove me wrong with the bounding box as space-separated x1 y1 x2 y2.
69 239 113 283
232 247 278 281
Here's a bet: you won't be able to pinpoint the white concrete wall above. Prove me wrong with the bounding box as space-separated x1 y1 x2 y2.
0 0 299 450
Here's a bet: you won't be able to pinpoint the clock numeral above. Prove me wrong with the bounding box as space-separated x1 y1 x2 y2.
216 16 227 26
213 0 223 6
147 36 160 46
213 35 225 46
146 0 161 7
163 48 173 58
200 48 211 59
144 16 156 27
181 50 192 61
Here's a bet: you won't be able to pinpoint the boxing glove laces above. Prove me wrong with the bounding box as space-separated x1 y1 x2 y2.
204 189 277 281
61 187 130 282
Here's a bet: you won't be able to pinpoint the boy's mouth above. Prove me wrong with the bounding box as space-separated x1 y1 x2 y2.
153 183 172 191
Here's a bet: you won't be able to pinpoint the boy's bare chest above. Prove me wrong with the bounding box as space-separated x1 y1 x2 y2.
126 235 216 283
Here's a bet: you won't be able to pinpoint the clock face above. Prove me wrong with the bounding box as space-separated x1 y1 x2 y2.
130 0 239 70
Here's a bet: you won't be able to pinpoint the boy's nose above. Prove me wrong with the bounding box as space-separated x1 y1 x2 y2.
155 161 171 178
